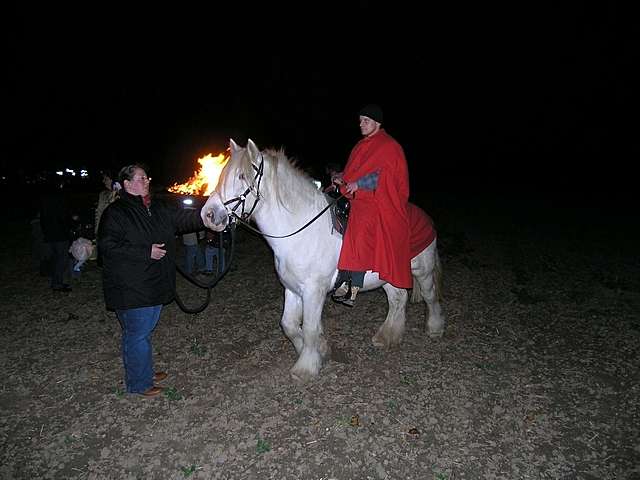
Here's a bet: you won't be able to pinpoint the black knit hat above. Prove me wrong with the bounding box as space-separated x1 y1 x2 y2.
358 104 383 124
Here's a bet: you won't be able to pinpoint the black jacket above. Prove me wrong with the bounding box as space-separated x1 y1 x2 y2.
98 191 204 310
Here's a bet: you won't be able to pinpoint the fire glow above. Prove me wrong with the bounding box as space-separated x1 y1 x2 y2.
168 152 229 196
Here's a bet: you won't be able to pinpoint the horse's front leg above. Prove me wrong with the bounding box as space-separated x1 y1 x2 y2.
281 289 303 354
290 287 330 383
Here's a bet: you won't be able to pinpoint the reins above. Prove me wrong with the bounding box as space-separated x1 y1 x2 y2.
231 193 344 239
220 151 347 239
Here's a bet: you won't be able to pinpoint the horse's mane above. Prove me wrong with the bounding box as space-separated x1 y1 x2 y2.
250 147 321 211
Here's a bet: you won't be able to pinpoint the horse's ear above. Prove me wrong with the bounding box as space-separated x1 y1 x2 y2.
247 139 260 158
229 138 240 152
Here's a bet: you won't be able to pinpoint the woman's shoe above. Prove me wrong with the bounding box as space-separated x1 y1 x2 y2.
153 371 168 383
141 386 163 397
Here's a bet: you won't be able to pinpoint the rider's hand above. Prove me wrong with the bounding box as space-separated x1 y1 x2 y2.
331 174 345 186
345 182 359 194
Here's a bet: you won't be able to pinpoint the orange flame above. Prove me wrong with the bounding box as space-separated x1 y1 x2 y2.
168 152 229 196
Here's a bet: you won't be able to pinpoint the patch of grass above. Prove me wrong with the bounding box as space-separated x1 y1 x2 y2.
401 374 417 385
336 415 360 428
114 388 125 398
434 472 448 480
336 416 350 427
475 361 498 373
190 338 206 357
164 387 183 401
386 399 398 412
64 435 76 445
180 465 197 477
256 438 270 454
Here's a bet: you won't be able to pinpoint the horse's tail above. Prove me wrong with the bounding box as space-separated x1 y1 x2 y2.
410 245 443 304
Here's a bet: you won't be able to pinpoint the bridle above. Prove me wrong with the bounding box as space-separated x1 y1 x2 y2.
219 151 344 239
222 152 264 223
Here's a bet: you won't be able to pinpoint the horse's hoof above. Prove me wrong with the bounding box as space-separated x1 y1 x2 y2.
318 340 331 362
372 328 403 349
290 368 317 384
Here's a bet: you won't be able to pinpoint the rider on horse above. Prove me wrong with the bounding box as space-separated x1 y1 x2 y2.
331 104 413 307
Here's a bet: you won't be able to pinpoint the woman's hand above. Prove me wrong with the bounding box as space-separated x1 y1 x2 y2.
151 243 166 260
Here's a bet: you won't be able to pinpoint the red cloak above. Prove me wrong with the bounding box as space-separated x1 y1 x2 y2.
338 129 414 288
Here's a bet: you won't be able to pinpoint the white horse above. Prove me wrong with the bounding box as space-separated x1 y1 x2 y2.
202 139 444 382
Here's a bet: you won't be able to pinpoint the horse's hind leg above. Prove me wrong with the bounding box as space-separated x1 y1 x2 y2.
281 289 303 354
415 242 445 338
290 288 329 383
372 284 408 348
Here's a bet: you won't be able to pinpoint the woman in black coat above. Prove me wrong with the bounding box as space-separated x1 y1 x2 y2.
98 164 205 397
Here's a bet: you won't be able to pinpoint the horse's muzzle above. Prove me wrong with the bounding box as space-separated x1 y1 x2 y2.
200 192 230 232
205 212 228 232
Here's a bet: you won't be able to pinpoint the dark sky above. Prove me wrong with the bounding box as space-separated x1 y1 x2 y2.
4 3 634 195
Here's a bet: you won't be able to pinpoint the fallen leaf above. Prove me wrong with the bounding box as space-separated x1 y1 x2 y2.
350 415 360 427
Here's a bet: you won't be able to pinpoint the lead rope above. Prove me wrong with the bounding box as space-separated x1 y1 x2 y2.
172 225 237 314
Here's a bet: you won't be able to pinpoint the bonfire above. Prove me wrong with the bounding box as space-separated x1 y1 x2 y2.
168 152 229 196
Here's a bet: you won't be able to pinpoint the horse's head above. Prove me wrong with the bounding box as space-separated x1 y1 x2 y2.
201 138 265 231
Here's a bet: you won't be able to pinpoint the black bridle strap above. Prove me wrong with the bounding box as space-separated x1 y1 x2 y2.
222 155 264 221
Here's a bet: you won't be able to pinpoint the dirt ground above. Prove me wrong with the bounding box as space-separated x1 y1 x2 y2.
1 196 638 479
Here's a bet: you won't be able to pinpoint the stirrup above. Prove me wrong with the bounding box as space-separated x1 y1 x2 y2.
341 286 360 308
331 281 350 300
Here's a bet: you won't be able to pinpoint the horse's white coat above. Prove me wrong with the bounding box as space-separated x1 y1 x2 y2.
202 139 445 382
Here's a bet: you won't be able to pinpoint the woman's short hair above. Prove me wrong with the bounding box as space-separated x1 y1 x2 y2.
118 164 148 185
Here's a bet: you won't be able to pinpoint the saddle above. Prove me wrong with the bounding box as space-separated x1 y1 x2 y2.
325 192 350 235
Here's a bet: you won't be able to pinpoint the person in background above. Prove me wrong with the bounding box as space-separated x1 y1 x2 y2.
30 212 51 277
94 171 119 237
182 230 205 274
94 171 120 266
203 229 226 275
98 164 206 397
39 180 73 293
331 104 412 307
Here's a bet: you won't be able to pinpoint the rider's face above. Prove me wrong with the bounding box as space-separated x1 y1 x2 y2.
359 116 380 137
